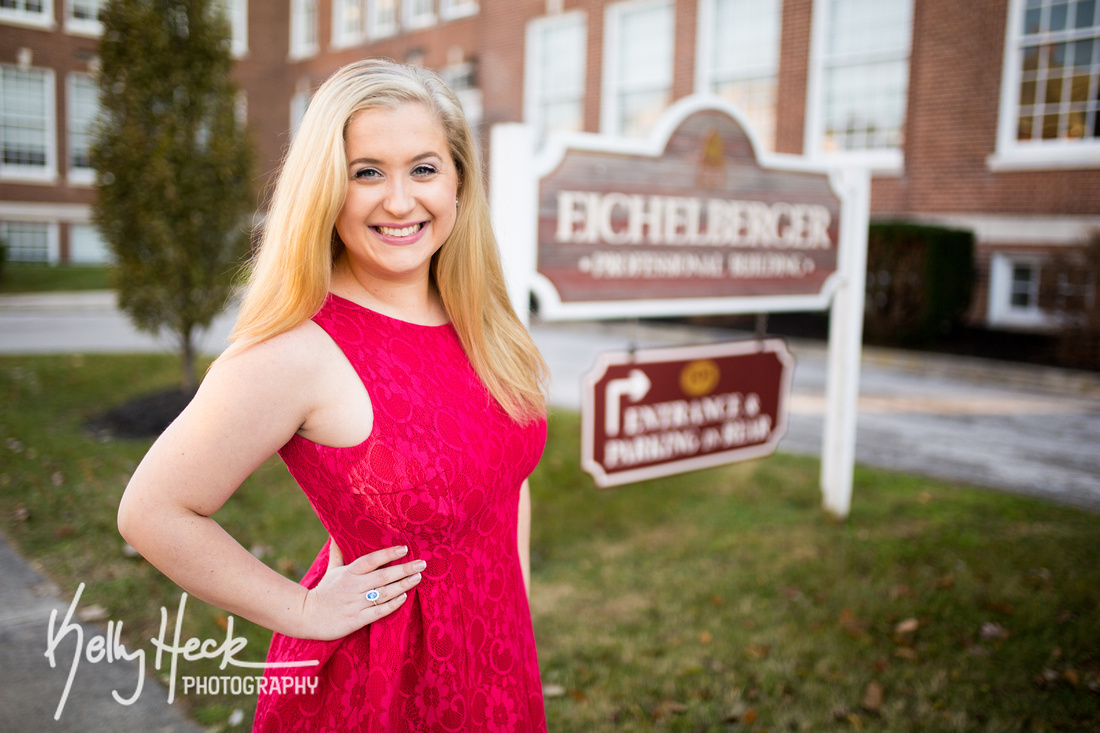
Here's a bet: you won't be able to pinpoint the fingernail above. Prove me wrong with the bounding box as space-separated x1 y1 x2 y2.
397 545 408 555
411 573 422 583
414 560 427 571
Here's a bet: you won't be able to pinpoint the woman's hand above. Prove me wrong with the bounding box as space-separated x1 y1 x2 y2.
298 541 425 640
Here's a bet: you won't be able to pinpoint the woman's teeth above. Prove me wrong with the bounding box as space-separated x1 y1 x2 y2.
376 223 422 237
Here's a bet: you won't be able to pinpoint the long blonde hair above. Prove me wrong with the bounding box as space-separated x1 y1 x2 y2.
229 59 547 422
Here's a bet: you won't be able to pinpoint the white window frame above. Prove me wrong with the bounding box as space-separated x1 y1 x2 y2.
404 0 435 30
0 0 55 30
69 221 112 264
289 0 318 59
0 220 60 264
694 0 782 152
67 71 98 186
601 0 674 138
0 65 58 184
439 0 477 22
990 0 1100 171
65 0 106 36
215 0 248 58
987 252 1058 329
804 0 912 173
524 10 587 140
331 0 364 48
367 0 397 38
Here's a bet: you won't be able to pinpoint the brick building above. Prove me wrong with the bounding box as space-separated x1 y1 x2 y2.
2 0 1098 332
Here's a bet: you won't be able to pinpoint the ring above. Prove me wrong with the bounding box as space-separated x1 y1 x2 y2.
365 589 381 605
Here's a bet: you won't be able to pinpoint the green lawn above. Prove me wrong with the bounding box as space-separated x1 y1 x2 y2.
2 353 1098 731
0 262 113 293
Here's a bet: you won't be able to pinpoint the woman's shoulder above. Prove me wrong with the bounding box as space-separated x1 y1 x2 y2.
211 319 339 388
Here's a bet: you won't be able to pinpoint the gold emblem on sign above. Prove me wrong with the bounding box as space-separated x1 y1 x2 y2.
696 129 726 189
680 359 721 397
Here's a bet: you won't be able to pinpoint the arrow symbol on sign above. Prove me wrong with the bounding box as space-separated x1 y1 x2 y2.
605 369 651 437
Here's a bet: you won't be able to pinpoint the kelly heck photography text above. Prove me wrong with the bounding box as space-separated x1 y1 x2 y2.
44 583 320 720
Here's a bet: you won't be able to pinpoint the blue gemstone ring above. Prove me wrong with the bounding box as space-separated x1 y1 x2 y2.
365 589 381 605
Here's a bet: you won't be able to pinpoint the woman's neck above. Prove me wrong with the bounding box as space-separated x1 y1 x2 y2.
330 255 448 326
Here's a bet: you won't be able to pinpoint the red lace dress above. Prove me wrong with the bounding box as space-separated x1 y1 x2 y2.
252 294 548 732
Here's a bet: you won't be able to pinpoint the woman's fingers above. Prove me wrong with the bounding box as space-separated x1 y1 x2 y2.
326 537 344 569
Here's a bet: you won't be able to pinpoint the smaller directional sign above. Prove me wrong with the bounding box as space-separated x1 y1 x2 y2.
581 338 794 488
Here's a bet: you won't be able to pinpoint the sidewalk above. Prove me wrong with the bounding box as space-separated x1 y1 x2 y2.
0 529 204 732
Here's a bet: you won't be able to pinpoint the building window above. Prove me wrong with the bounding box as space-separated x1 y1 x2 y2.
332 0 364 47
290 0 318 58
439 0 477 21
368 0 397 38
603 0 674 138
211 0 247 57
0 0 53 29
70 223 111 264
0 221 55 263
68 72 98 184
66 0 107 35
404 0 435 29
992 0 1100 170
290 86 311 139
0 65 56 182
441 60 482 126
808 0 912 168
696 0 782 152
525 11 586 140
988 253 1056 328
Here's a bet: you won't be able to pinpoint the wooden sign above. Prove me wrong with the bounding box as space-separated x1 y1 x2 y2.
581 339 794 488
526 98 844 320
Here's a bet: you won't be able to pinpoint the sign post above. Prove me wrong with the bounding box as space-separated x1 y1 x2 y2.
491 97 870 517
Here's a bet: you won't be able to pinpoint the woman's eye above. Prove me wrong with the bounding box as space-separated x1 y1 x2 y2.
353 168 381 180
412 164 438 177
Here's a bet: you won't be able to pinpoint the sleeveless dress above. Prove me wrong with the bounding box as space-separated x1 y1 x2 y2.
252 294 548 732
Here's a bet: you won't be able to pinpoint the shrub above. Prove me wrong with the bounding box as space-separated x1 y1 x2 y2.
864 222 975 345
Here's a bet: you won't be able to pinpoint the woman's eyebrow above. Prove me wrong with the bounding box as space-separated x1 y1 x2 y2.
347 151 444 168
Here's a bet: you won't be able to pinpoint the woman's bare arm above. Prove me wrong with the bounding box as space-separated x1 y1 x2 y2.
517 479 532 601
117 325 422 640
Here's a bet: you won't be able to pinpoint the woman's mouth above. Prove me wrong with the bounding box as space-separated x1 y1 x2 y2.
373 223 425 238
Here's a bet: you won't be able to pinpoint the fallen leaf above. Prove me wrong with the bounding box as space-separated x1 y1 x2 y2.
847 712 865 729
699 631 713 644
889 583 913 600
894 617 919 635
936 573 955 590
710 594 724 607
746 644 770 659
53 524 74 539
568 689 588 703
651 700 687 720
839 609 868 638
542 683 566 698
982 600 1014 616
980 622 1009 641
861 681 884 712
1064 669 1080 688
11 505 29 522
894 647 918 661
79 604 109 622
215 614 229 631
741 708 758 725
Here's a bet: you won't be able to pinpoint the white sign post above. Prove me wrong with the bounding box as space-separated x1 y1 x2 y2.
491 97 870 519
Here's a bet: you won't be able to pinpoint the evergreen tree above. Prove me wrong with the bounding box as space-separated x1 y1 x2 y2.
92 0 254 391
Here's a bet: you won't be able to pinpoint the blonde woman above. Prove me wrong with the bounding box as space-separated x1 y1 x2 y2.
118 59 549 731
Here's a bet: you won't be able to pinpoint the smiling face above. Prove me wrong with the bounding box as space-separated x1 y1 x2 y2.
334 102 459 293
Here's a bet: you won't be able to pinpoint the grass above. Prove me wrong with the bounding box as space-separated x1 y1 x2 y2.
0 262 113 293
2 353 1099 731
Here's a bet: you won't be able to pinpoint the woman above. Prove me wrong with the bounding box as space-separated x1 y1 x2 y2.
117 59 549 731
